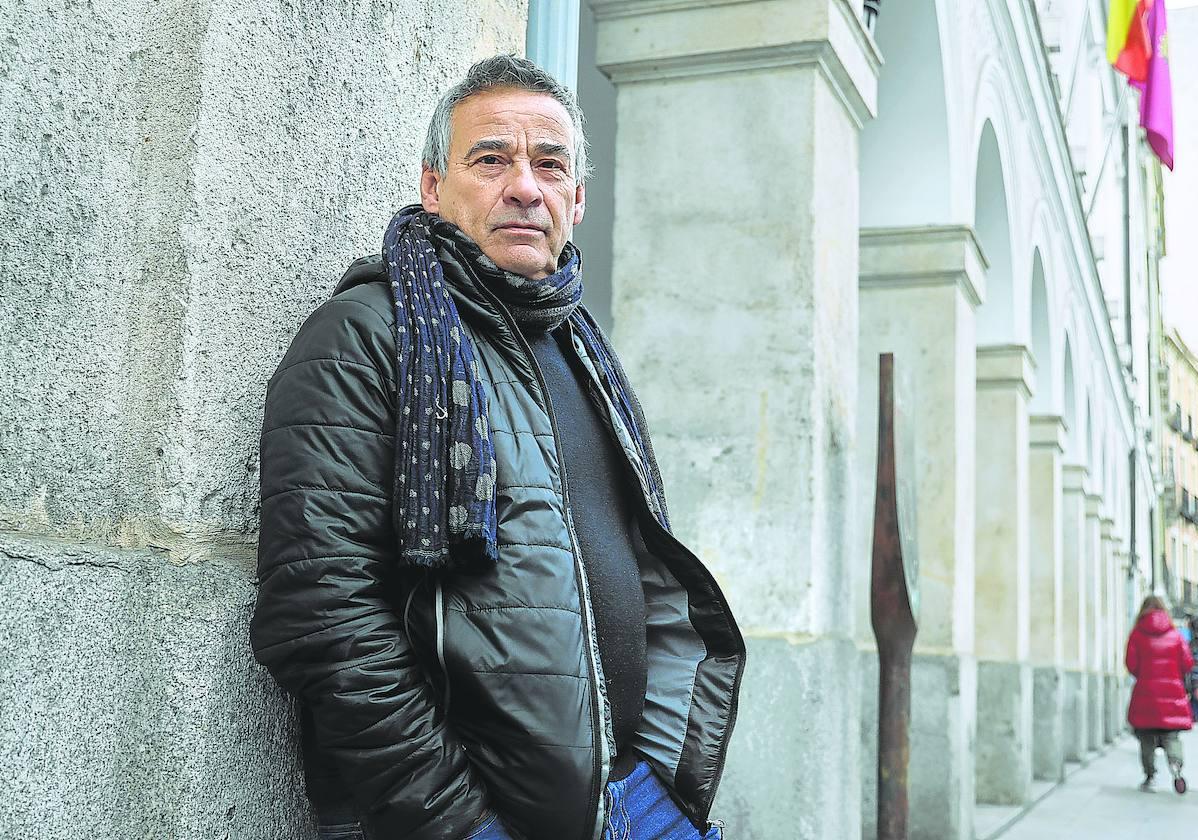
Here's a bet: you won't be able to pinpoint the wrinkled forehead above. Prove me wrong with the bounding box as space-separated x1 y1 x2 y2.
448 88 574 151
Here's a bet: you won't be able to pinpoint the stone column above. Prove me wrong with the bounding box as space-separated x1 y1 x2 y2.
1085 494 1105 752
974 345 1034 805
1099 519 1117 744
1029 415 1066 781
1110 546 1129 739
858 226 986 840
592 2 880 836
1060 465 1090 761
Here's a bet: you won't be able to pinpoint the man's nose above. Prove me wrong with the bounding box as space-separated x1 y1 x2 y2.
503 161 542 208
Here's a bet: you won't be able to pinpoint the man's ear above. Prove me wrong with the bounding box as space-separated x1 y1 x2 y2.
420 167 441 213
572 181 586 226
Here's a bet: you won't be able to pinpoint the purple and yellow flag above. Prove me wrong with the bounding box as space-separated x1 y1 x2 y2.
1130 0 1174 170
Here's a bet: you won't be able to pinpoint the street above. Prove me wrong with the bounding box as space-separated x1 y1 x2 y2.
996 729 1198 838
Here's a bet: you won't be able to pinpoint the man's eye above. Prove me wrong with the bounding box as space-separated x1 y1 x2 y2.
477 155 503 165
538 160 566 171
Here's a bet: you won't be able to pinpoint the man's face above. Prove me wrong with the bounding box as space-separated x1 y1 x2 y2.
420 88 585 280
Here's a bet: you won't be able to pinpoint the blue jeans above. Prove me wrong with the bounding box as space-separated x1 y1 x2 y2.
603 761 723 840
316 762 724 840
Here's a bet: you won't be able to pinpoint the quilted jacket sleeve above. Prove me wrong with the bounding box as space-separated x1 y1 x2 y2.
250 289 490 839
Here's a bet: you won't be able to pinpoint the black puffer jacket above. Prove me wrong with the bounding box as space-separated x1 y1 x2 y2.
251 248 745 840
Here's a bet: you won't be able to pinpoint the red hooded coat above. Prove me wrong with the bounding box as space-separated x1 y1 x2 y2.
1126 608 1195 731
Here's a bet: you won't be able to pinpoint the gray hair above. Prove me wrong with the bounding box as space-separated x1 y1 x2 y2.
422 54 592 186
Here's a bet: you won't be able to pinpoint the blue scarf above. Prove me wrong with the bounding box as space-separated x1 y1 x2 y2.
382 206 668 573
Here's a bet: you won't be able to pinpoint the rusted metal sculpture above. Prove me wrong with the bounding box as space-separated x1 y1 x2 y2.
871 353 919 840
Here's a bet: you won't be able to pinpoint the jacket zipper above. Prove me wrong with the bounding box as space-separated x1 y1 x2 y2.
470 285 611 840
434 579 451 712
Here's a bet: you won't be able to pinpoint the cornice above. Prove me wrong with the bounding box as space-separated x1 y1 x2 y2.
977 343 1036 399
1029 413 1068 452
591 0 759 20
592 0 879 127
859 225 988 308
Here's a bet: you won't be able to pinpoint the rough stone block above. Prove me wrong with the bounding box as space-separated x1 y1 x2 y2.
1062 669 1088 762
0 534 309 839
905 653 976 840
715 635 861 840
1105 674 1122 742
975 660 1032 805
0 0 526 550
1032 666 1065 781
860 648 879 840
1087 672 1103 751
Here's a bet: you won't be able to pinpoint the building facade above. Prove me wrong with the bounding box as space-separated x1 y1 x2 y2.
0 1 1172 839
1163 329 1198 609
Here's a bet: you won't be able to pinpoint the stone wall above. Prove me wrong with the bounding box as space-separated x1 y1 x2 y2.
0 2 526 836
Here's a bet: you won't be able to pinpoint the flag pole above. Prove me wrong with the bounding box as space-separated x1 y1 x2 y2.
1086 81 1131 220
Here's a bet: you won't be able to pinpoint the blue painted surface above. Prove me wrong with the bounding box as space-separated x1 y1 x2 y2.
525 0 580 90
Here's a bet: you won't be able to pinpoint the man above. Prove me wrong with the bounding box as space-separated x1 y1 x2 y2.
251 55 744 840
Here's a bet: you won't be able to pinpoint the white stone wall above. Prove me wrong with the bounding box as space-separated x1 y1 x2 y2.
0 2 526 837
855 0 1160 837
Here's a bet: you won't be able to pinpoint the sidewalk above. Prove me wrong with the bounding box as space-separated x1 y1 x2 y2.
995 729 1198 838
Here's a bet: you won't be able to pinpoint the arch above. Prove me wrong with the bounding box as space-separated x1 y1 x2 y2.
860 0 952 226
973 120 1016 345
1029 250 1053 412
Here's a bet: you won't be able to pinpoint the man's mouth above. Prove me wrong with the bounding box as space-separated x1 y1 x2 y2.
496 222 546 234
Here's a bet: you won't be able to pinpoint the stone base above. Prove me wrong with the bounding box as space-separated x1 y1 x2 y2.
1106 674 1122 741
975 660 1033 805
860 649 880 840
715 635 861 840
1032 666 1065 781
1087 672 1103 751
1063 669 1088 761
860 651 976 840
0 534 313 839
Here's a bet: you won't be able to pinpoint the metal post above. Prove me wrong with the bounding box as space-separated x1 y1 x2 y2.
872 353 918 840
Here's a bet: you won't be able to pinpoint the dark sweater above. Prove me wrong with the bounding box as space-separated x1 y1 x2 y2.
521 325 648 778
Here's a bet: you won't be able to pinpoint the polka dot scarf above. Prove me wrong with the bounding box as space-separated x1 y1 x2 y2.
383 206 672 573
384 208 498 571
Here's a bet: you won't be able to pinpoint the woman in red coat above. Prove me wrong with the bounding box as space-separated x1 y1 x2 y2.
1126 595 1195 793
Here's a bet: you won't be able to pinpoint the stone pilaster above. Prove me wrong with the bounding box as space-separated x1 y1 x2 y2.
974 345 1034 805
857 225 986 840
593 2 880 836
1029 415 1066 781
1060 464 1089 762
1111 548 1131 738
1098 518 1117 744
1085 494 1105 752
